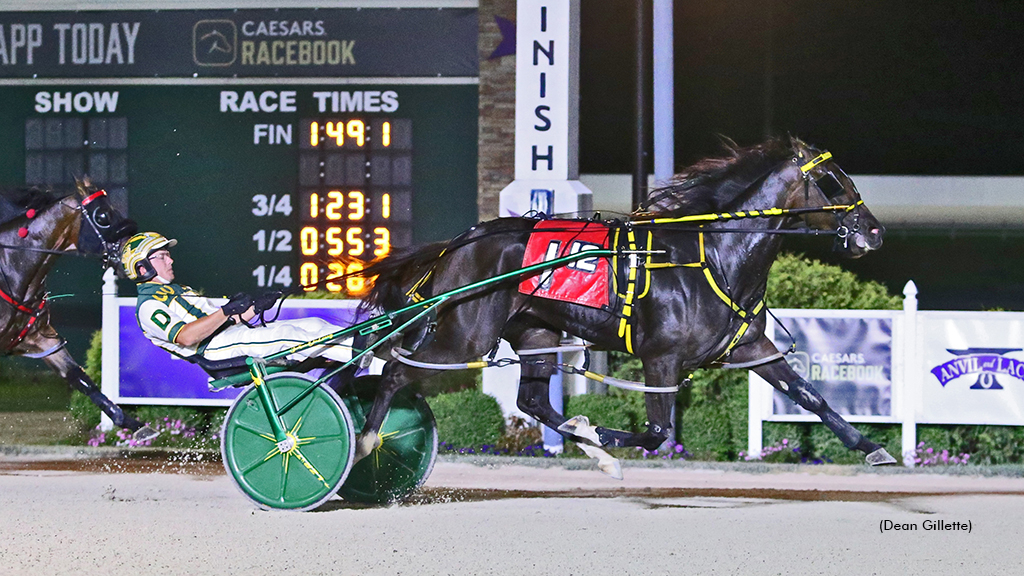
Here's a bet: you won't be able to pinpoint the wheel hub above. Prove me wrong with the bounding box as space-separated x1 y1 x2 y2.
276 433 297 453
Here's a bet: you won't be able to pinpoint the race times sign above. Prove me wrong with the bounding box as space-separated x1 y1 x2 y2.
0 8 477 78
771 315 893 418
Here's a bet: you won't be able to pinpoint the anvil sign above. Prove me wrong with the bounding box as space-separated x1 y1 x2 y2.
931 348 1024 389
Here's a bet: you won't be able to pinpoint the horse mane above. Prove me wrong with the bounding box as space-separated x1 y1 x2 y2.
0 186 65 227
643 136 802 216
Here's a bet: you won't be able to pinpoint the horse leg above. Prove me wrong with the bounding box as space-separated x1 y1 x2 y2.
735 336 896 465
504 327 624 478
19 330 158 441
589 354 677 452
352 360 428 461
353 297 503 461
508 328 565 432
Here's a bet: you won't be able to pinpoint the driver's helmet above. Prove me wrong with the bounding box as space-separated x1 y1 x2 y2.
121 232 177 282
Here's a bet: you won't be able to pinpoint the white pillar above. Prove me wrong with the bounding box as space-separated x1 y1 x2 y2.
653 0 674 182
499 0 593 217
901 280 919 467
490 0 593 423
100 267 119 432
481 339 530 420
747 312 773 459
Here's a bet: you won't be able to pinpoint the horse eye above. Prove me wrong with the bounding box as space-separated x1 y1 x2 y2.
93 210 111 227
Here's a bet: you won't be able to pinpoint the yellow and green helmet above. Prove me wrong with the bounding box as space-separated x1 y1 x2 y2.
121 231 177 281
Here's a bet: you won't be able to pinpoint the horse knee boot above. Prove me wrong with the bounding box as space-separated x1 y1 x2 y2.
516 377 561 423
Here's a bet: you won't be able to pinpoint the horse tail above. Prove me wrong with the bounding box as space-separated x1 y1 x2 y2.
360 240 449 312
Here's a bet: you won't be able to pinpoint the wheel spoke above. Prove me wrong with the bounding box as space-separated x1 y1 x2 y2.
281 390 317 433
297 434 347 446
280 452 290 501
382 428 423 443
234 420 274 440
376 448 418 475
291 447 331 489
241 452 277 475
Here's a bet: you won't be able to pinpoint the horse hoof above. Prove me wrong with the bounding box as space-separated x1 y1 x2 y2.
599 458 623 480
558 415 600 445
577 443 623 480
866 447 897 466
353 433 382 463
132 426 159 443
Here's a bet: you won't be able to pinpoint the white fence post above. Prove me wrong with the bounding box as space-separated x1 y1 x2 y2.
747 313 773 460
100 267 119 432
901 280 919 467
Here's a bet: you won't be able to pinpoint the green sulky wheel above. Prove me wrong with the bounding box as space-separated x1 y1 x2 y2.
339 375 438 505
221 372 355 511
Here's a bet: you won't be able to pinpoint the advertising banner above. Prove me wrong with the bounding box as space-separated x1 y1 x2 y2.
920 312 1024 425
0 8 477 78
117 299 364 405
771 315 893 418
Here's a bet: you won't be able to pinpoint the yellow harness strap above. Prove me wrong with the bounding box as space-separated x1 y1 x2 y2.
405 247 448 302
611 227 654 354
799 151 833 174
661 229 764 360
617 228 638 353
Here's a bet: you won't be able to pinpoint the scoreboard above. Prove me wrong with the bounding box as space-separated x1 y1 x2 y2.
0 5 478 298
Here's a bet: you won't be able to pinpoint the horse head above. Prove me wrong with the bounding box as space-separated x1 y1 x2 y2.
784 138 884 258
73 176 138 270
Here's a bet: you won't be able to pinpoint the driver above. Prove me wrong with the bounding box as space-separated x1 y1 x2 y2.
121 231 360 367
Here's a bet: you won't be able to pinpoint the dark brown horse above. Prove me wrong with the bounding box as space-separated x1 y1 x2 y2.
356 137 896 471
0 179 155 440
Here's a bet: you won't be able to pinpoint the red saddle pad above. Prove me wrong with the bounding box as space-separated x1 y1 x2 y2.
519 220 611 309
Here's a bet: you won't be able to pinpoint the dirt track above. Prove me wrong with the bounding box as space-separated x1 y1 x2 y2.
1 452 1022 575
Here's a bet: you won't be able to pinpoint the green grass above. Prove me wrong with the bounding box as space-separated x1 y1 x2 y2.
0 358 71 412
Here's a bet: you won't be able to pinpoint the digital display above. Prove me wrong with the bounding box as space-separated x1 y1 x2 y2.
295 117 413 294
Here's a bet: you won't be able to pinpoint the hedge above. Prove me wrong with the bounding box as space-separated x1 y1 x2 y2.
564 391 646 433
426 389 505 447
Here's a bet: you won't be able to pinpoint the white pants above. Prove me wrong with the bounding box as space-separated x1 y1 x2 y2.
201 317 353 364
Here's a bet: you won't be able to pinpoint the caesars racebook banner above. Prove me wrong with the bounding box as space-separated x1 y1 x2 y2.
771 315 893 418
0 8 477 78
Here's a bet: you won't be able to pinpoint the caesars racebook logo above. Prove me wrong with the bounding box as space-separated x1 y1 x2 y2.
931 347 1024 390
193 20 237 66
785 351 811 379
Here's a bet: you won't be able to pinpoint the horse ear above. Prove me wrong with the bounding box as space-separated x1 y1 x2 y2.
714 134 739 155
788 135 807 159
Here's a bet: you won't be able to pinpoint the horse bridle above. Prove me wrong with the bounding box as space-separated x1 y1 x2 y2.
77 188 136 270
0 189 130 352
797 151 865 249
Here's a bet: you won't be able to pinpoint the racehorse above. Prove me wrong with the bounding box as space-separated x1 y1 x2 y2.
356 137 896 470
0 178 156 441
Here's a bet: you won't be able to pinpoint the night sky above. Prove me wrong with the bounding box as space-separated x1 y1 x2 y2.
579 0 1024 177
